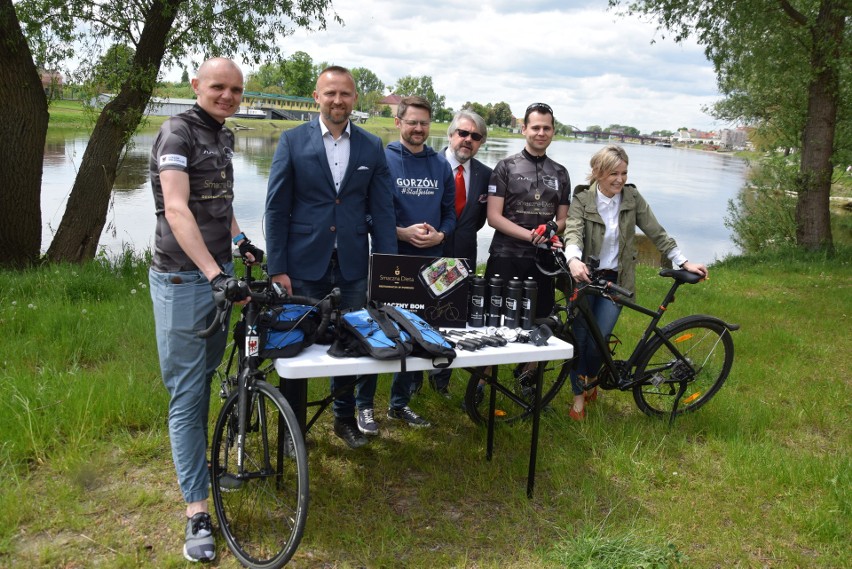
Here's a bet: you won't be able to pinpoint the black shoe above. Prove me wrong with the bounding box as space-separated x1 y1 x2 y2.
357 407 379 436
387 406 431 428
333 417 369 449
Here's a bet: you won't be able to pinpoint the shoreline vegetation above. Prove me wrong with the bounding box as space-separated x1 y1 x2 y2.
0 250 849 567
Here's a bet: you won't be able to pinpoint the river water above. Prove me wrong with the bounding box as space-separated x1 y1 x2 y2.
41 130 749 266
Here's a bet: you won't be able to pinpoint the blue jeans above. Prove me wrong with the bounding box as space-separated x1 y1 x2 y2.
290 263 374 419
569 286 623 395
149 263 231 504
390 371 423 409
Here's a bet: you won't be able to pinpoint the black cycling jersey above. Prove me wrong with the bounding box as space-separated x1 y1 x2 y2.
487 149 571 258
149 105 236 272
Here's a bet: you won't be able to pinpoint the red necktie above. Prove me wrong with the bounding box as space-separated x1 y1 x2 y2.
455 165 466 217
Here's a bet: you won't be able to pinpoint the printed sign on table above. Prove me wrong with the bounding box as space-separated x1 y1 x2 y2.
369 254 471 328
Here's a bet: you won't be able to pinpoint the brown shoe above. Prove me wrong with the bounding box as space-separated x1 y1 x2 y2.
569 406 586 421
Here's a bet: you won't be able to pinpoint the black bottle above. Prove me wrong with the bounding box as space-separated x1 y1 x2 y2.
468 275 486 327
521 278 538 330
486 274 504 327
503 277 523 329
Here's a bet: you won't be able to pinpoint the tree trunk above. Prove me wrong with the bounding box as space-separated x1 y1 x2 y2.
795 0 845 251
0 0 49 268
45 0 184 263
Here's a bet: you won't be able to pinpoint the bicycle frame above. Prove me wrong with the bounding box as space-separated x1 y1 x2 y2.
566 276 685 391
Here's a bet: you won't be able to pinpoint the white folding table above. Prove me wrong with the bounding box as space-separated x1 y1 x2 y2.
274 335 573 496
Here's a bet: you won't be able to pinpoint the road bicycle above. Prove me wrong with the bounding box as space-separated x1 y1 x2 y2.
463 247 739 424
200 259 336 569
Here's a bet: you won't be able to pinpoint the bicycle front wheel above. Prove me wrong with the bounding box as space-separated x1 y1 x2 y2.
633 316 735 418
463 357 571 425
211 379 308 569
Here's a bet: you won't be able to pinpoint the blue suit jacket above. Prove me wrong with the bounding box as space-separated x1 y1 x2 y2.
440 148 492 264
265 119 397 281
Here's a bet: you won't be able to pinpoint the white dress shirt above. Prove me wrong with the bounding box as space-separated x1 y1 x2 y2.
596 189 621 270
319 119 351 193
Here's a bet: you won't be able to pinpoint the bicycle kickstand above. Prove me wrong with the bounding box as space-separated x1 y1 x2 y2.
668 381 689 425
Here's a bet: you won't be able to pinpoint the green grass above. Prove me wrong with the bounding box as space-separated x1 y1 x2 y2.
0 250 850 568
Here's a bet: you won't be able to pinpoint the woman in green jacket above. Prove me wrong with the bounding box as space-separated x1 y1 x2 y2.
562 145 708 420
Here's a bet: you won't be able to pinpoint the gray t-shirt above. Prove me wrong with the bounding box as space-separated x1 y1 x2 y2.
149 105 236 272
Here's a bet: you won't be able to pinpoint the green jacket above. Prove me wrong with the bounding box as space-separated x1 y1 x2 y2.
563 183 679 293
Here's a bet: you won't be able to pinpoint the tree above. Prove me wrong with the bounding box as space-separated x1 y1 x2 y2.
248 61 287 91
351 67 384 96
393 75 446 119
610 0 850 251
180 67 189 83
89 44 136 94
282 51 315 97
462 101 489 120
491 102 513 127
0 0 49 268
9 0 337 265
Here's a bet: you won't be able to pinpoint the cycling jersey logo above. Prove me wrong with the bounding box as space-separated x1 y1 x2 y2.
160 154 187 168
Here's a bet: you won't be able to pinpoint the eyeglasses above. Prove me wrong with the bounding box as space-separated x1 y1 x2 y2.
398 118 431 127
526 102 553 115
455 129 484 142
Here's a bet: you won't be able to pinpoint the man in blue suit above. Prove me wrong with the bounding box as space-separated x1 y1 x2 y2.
428 110 492 396
265 65 397 449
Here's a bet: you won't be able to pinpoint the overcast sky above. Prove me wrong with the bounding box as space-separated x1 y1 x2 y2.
186 0 726 133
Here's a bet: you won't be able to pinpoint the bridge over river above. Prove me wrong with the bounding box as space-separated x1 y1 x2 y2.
567 130 671 145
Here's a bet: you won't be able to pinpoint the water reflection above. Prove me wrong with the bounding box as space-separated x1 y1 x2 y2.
41 130 748 265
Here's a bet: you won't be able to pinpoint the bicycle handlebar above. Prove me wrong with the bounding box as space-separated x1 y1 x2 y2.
534 246 635 299
197 266 341 339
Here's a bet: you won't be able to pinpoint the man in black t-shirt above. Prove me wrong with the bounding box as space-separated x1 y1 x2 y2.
148 57 262 563
485 103 571 319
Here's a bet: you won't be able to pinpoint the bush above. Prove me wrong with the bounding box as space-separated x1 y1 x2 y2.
725 154 797 252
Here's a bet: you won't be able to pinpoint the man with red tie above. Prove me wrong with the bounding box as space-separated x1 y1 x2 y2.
428 110 492 396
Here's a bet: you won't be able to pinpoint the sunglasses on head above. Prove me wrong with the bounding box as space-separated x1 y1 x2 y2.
455 129 484 142
526 102 553 115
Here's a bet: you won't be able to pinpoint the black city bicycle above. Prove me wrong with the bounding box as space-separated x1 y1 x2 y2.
463 247 739 424
200 259 337 569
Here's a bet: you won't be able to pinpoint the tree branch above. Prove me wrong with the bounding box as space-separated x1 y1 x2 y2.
776 0 807 26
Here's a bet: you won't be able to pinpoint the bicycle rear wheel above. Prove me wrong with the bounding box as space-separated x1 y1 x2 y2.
632 316 735 418
463 356 571 425
211 379 308 569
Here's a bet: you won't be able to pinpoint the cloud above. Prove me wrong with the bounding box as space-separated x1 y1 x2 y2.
178 0 725 132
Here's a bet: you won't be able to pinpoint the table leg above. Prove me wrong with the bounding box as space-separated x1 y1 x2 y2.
527 361 544 498
486 365 498 461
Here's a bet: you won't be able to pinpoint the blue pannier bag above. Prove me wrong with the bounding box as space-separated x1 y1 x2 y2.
257 304 322 359
328 301 455 371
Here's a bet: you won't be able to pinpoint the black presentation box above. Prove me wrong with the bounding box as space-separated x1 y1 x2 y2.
368 254 471 328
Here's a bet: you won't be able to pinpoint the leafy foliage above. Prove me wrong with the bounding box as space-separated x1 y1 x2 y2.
609 0 850 250
724 155 799 252
393 75 446 118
